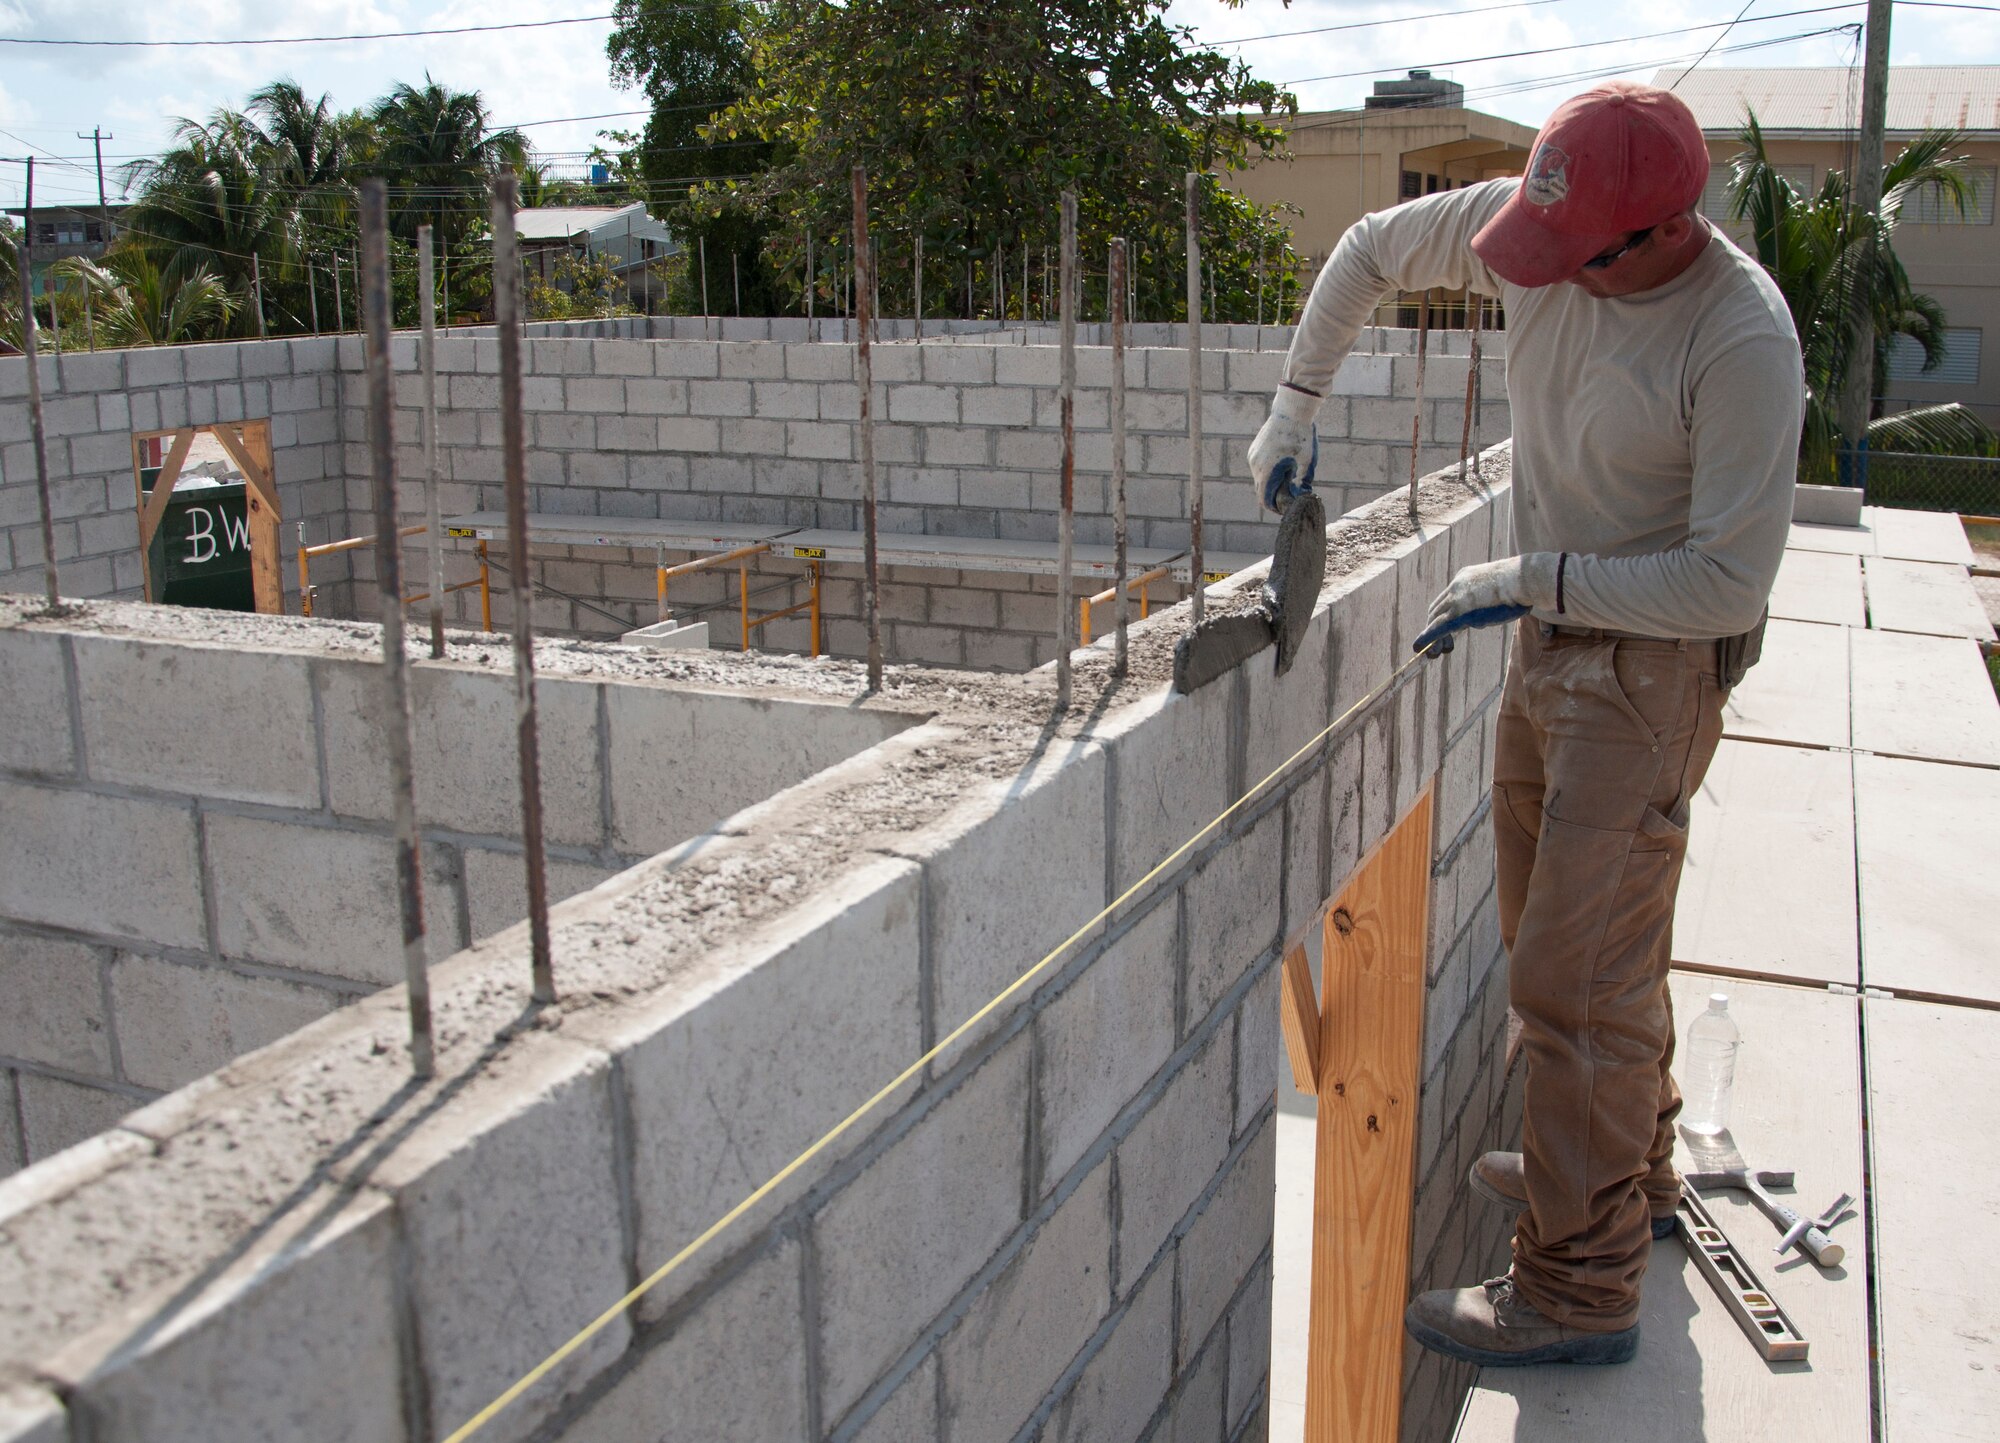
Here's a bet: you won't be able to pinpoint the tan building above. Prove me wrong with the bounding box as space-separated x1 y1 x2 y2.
1225 72 1537 325
1659 65 2000 425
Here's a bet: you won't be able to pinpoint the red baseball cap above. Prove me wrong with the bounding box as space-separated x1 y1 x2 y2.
1472 81 1710 287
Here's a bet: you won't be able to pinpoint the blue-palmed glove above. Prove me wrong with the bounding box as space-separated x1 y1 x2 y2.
1412 553 1561 657
1248 382 1322 516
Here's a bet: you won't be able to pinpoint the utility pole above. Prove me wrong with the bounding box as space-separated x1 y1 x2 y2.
78 126 114 251
1837 0 1893 485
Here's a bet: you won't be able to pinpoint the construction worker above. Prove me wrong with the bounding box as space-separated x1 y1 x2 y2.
1247 81 1804 1366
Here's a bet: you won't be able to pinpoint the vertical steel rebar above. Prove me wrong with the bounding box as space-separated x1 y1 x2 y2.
252 253 267 337
1458 291 1484 485
993 241 1003 326
853 166 883 691
733 252 741 317
333 253 345 332
913 233 923 342
1109 236 1130 678
1021 243 1028 331
1469 295 1486 480
17 158 58 609
805 230 815 327
308 261 320 334
491 170 557 1005
1255 228 1266 345
441 241 450 326
1055 193 1078 712
1184 173 1205 625
360 179 436 1077
419 225 446 658
1408 288 1431 525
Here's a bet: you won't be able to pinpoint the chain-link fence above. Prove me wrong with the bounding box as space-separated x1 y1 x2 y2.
1841 450 2000 516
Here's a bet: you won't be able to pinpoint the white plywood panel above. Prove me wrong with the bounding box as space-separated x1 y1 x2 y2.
1864 995 2000 1441
1864 505 1975 567
1455 977 1867 1443
1723 618 1851 750
1769 548 1865 628
1677 740 1858 986
1854 754 2000 1004
1849 629 2000 767
1787 520 1874 556
1863 557 1995 641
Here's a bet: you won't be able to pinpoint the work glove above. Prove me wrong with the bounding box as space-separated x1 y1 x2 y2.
1248 383 1322 515
1412 552 1561 657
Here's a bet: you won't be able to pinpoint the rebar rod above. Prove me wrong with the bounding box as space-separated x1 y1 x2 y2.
1056 192 1078 712
1408 288 1431 525
491 170 556 1004
1459 291 1484 485
805 230 814 326
360 179 435 1076
419 225 446 657
1184 173 1205 625
1110 236 1130 678
853 165 883 692
333 253 344 332
17 157 58 609
913 234 923 343
1468 295 1486 482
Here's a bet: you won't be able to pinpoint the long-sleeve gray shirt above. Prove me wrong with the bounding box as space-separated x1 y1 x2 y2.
1284 179 1805 638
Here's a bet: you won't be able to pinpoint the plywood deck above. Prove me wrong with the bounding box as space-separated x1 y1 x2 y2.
1853 754 2000 1005
1454 976 1869 1443
1863 996 2000 1441
1722 619 1850 750
1677 739 1857 987
1863 556 1996 641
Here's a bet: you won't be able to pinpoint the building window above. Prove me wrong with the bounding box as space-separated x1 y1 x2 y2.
1400 170 1422 201
1425 173 1440 194
1701 163 1814 219
1906 165 1996 225
1885 328 1982 386
32 222 56 244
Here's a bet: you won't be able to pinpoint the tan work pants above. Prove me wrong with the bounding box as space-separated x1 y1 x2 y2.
1492 621 1726 1331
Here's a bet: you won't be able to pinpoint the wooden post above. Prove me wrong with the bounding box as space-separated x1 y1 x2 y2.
1302 788 1432 1442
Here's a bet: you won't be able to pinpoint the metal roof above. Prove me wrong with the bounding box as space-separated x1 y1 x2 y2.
1652 65 2000 134
514 203 670 243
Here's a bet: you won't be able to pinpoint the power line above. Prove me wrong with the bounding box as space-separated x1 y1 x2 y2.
0 12 621 48
1209 0 1576 47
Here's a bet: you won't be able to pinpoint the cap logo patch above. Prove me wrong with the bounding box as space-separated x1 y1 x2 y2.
1524 144 1570 206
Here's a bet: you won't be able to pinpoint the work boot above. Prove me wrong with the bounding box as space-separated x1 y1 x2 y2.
1469 1151 1678 1240
1405 1274 1640 1367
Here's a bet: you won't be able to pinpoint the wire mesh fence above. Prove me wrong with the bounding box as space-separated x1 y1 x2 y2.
1842 450 2000 516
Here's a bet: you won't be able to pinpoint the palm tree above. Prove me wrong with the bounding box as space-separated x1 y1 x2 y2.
1726 114 1977 482
52 251 235 346
366 77 530 246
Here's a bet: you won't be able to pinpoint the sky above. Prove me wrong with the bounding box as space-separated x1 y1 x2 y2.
0 0 1995 214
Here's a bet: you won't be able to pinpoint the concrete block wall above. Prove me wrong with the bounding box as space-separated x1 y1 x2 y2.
0 340 353 610
0 606 917 1172
0 458 1516 1443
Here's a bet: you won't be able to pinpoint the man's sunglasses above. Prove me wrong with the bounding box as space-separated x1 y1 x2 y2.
1581 226 1655 270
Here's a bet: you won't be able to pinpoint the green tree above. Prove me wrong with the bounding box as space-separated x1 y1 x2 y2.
1728 114 1978 481
52 251 236 346
367 76 530 247
0 219 19 349
699 0 1297 321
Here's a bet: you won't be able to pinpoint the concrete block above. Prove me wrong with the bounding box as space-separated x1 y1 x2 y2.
1157 1323 1227 1442
54 1187 403 1443
689 379 754 417
1037 902 1178 1186
1176 1116 1275 1359
718 343 785 379
941 1161 1113 1443
658 416 722 452
1043 1258 1172 1443
0 628 75 776
1282 766 1330 949
0 931 110 1076
1225 1247 1273 1431
574 859 922 1319
0 780 204 949
353 1036 630 1443
887 385 960 424
560 1238 806 1443
1099 682 1234 901
888 736 1105 1049
1 1076 21 1177
206 813 456 986
1436 719 1486 852
1234 958 1282 1136
812 1032 1030 1421
1114 1027 1233 1280
848 1354 937 1443
1183 806 1282 1029
1242 603 1331 790
606 686 912 856
321 663 604 846
16 1074 137 1163
591 339 654 376
70 636 319 808
108 954 342 1092
785 344 852 382
460 848 617 946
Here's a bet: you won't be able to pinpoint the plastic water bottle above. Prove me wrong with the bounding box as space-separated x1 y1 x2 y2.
1681 993 1742 1136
